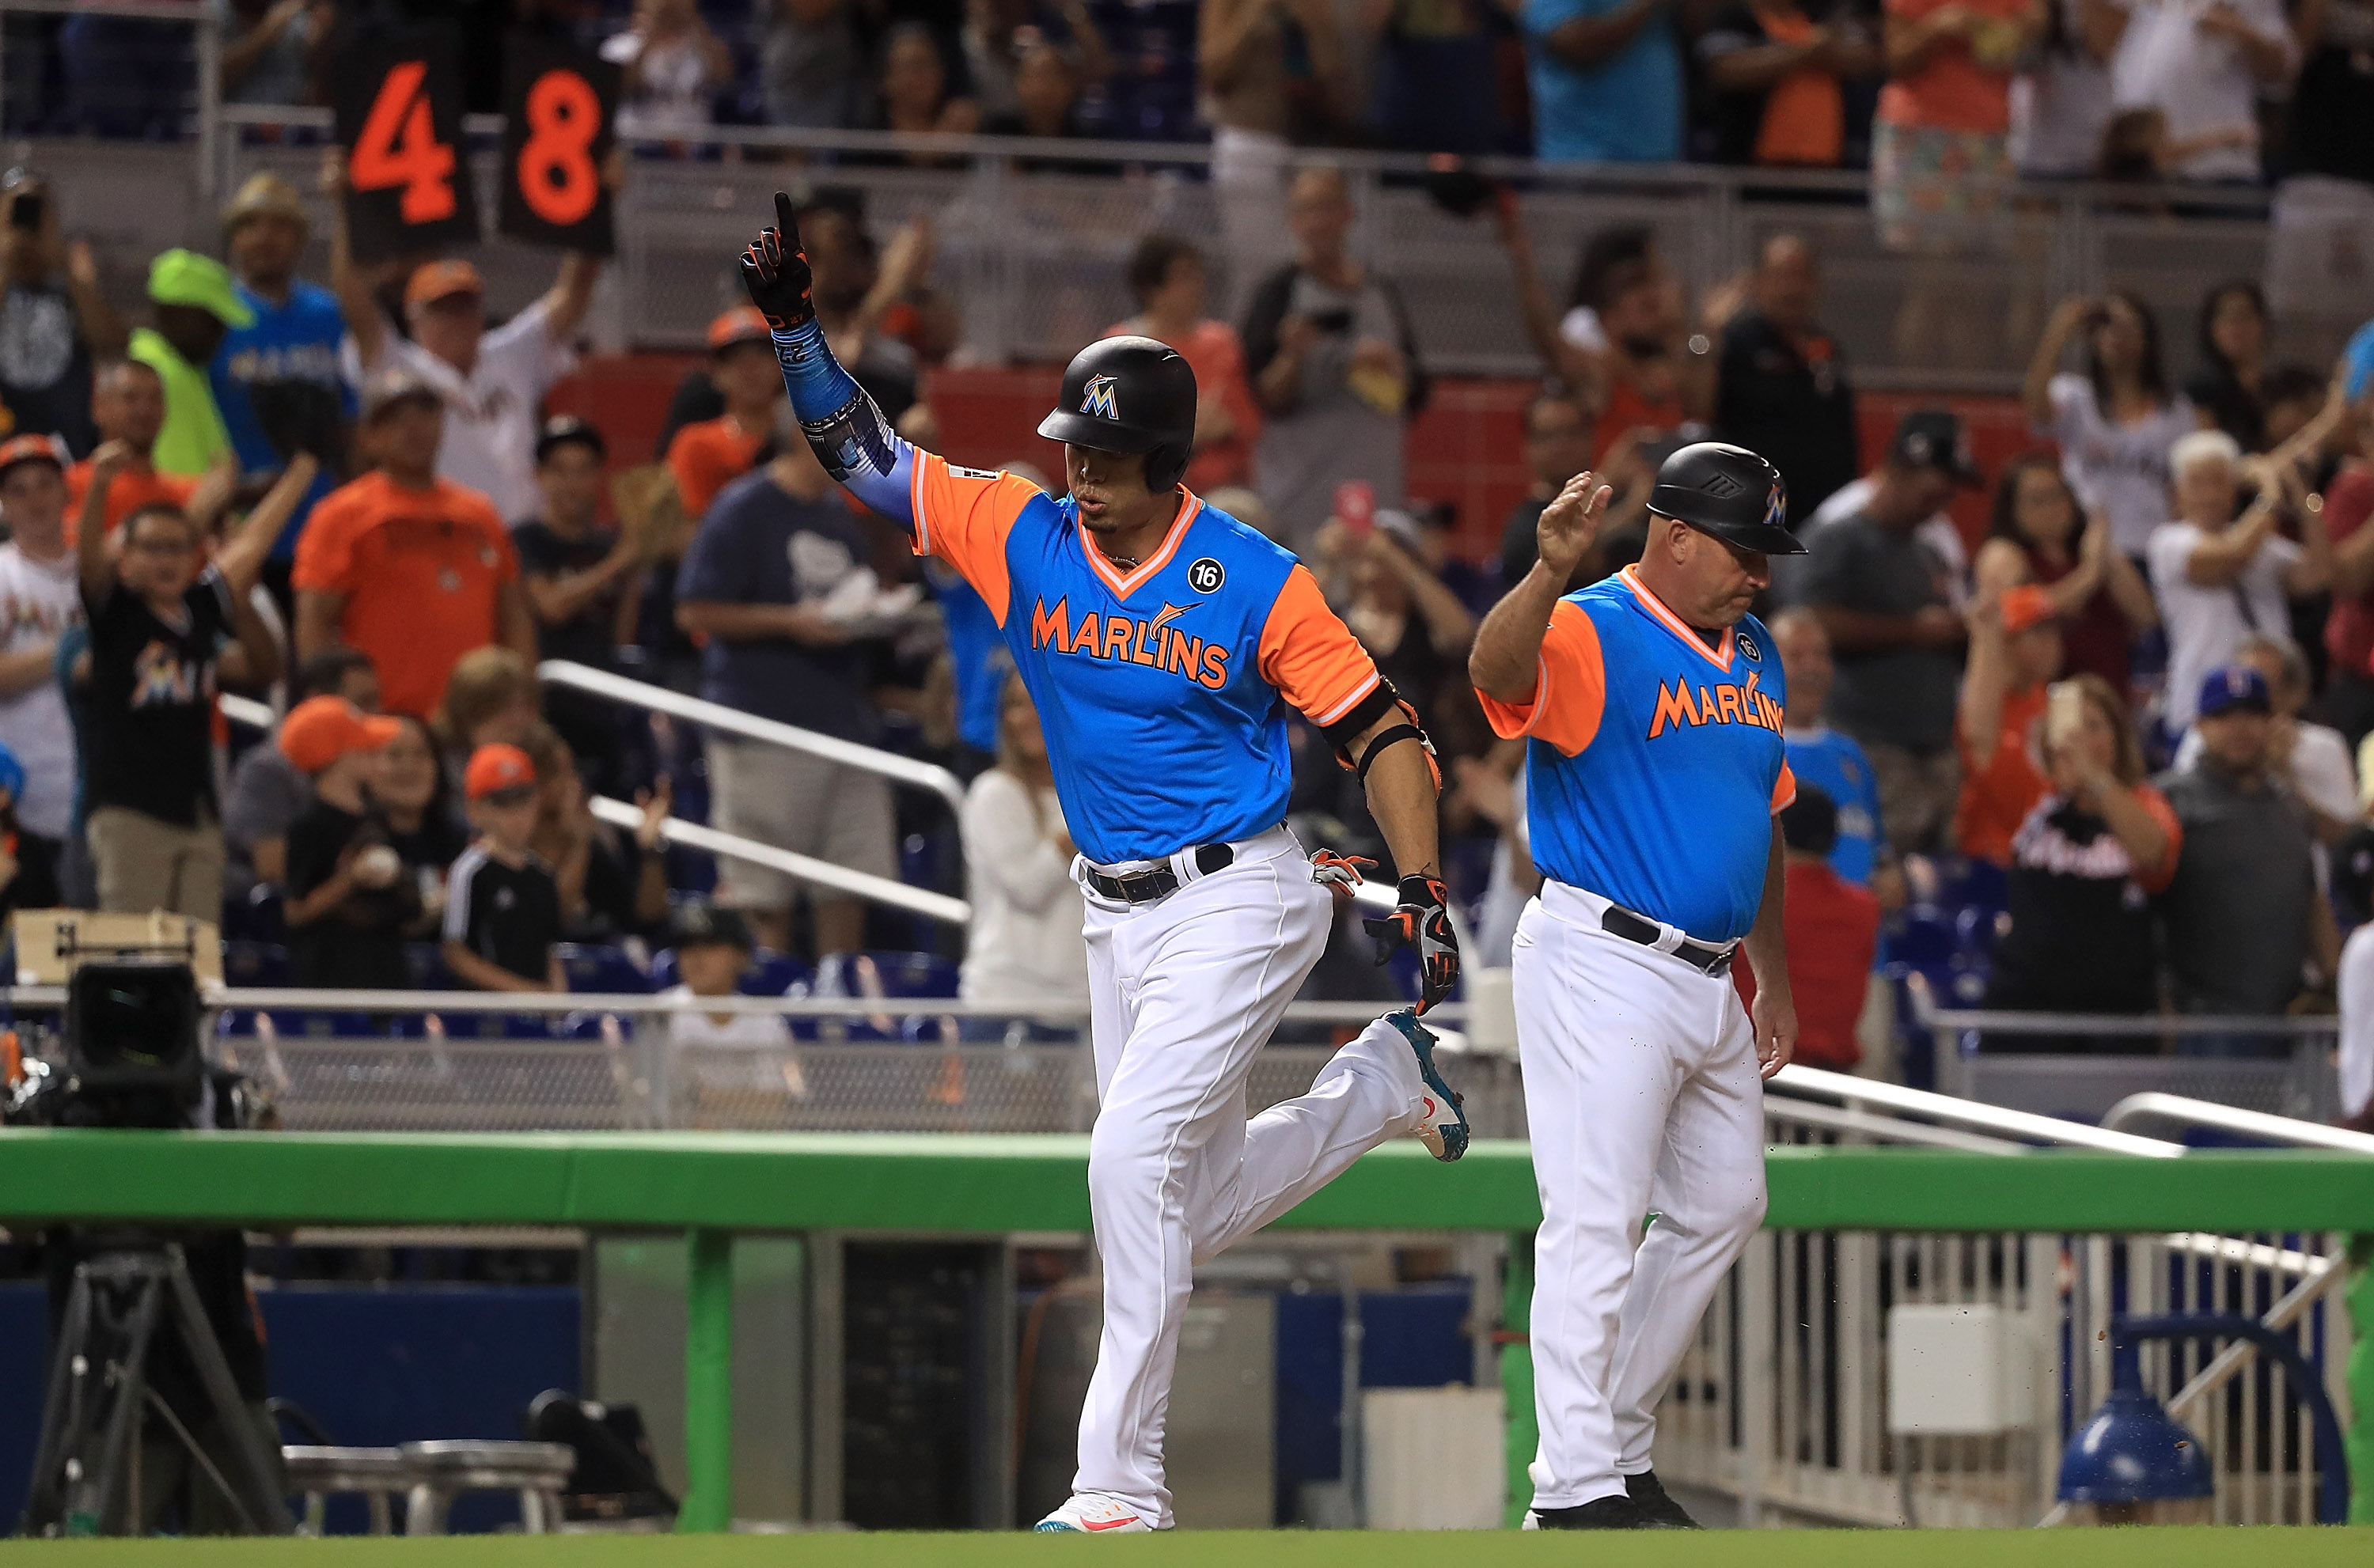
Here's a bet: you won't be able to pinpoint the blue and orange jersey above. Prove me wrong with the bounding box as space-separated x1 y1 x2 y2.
911 453 1381 865
1478 566 1796 944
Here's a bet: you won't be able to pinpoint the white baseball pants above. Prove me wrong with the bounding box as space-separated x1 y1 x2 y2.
1071 826 1429 1527
1515 881 1769 1510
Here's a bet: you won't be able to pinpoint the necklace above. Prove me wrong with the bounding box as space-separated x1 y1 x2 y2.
1103 551 1142 570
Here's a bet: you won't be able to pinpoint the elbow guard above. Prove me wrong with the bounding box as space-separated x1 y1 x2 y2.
1322 682 1443 794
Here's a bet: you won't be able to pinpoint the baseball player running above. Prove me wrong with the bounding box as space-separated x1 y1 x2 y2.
1470 443 1803 1530
736 196 1466 1533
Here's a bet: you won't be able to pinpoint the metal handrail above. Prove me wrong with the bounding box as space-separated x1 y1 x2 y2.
539 661 968 820
1906 974 2339 1038
220 681 971 924
1764 1097 2030 1154
2102 1092 2374 1154
585 794 969 928
1769 1064 2187 1157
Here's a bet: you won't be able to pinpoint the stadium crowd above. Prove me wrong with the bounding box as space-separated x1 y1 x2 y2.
0 70 2368 1116
8 0 2370 201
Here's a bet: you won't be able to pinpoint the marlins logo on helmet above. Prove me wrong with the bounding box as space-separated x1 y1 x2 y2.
1081 373 1120 419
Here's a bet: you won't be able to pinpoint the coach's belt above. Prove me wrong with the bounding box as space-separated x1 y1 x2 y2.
1600 904 1735 977
1083 843 1235 904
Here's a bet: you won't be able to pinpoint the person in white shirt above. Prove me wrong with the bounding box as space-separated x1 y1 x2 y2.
328 161 601 524
959 669 1090 1036
0 434 85 906
2104 0 2295 183
2023 292 2197 557
2339 915 2374 1129
2148 430 2330 733
662 901 807 1107
601 0 735 140
2010 0 2121 176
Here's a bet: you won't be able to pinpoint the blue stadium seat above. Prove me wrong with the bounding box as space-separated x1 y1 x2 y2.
222 941 290 989
406 944 457 990
558 943 651 994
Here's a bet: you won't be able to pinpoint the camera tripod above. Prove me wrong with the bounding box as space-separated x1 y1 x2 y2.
19 1240 293 1537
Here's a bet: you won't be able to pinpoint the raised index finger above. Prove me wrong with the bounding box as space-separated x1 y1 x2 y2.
773 190 797 240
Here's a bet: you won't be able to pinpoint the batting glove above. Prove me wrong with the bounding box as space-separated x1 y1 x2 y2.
1310 850 1376 903
740 191 817 331
1363 875 1460 1014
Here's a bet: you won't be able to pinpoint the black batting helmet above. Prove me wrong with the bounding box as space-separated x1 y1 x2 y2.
1037 336 1197 494
1648 441 1803 555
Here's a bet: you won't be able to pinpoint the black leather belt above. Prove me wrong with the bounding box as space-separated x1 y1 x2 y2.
1084 843 1234 904
1601 903 1735 976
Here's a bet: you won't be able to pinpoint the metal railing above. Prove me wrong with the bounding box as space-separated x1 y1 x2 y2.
538 661 967 820
2103 1092 2374 1154
218 680 974 928
1909 976 2346 1126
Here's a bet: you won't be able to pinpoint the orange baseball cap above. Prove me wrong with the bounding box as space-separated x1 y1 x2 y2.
465 742 538 801
279 696 401 774
2000 584 2059 636
0 432 66 480
707 305 774 351
405 259 485 308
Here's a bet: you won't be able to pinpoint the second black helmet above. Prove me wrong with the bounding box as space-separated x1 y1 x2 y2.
1647 441 1803 556
1037 336 1198 494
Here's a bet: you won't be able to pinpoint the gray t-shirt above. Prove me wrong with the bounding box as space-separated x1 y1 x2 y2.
1799 513 1962 752
2155 761 2318 1015
1251 272 1409 549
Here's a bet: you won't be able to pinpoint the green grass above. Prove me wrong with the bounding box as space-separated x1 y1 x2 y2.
6 1529 2372 1567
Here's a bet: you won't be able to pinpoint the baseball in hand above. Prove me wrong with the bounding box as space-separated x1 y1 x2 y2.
353 845 402 888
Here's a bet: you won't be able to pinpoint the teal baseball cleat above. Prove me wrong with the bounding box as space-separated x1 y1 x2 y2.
1387 1009 1470 1162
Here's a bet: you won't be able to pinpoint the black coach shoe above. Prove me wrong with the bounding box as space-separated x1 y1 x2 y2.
1624 1470 1702 1528
1522 1496 1651 1530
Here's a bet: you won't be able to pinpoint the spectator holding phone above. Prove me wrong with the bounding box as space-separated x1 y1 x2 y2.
516 415 644 797
2023 292 2194 556
1242 166 1428 549
0 167 127 456
443 744 565 993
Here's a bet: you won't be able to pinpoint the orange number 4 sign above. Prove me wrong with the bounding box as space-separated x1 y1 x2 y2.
517 69 601 228
351 59 457 225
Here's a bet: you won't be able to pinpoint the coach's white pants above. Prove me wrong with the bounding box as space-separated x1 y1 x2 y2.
1515 882 1769 1510
1072 828 1428 1527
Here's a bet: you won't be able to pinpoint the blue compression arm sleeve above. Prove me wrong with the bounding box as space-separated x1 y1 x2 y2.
769 319 916 525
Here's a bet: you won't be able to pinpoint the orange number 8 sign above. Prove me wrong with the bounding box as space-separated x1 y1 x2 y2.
518 69 601 228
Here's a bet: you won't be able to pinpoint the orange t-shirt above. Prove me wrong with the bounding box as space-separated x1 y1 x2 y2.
292 470 519 718
1876 0 2027 134
63 460 197 545
667 417 769 522
1955 682 2050 866
1754 6 1846 166
1595 375 1685 468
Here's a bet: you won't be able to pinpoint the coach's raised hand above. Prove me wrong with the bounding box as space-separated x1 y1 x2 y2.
739 191 816 330
1535 469 1614 583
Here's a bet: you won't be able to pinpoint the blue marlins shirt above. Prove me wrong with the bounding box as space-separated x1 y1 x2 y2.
908 453 1383 866
1481 566 1795 943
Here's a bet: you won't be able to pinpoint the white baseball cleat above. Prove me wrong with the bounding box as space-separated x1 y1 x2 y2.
1034 1493 1155 1533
